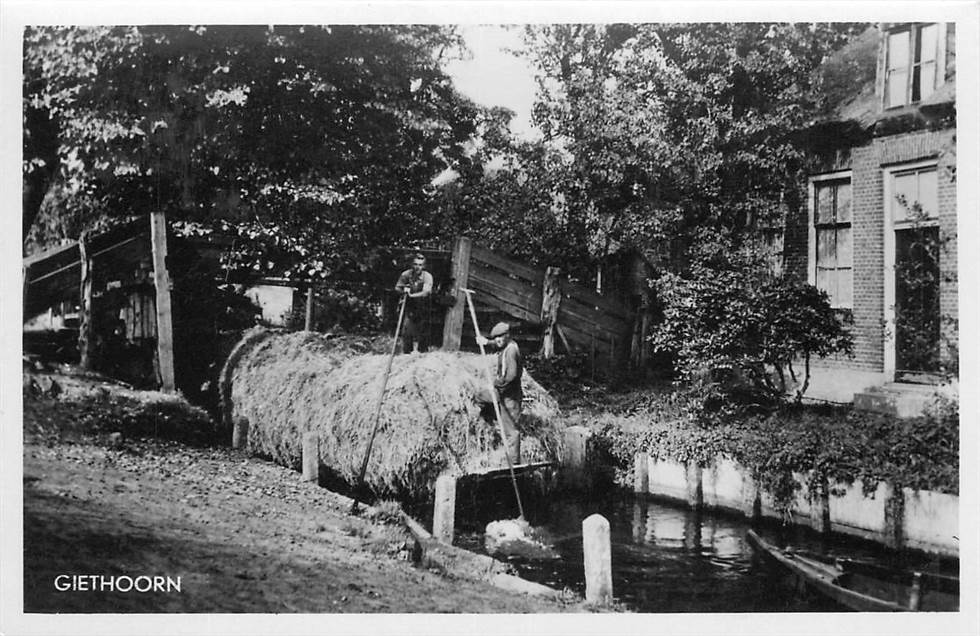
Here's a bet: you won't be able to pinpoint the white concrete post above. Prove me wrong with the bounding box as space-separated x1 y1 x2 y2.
633 452 649 494
302 432 319 482
433 473 458 544
583 514 613 605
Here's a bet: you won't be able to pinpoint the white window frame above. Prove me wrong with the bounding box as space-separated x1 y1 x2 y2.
884 23 946 109
882 159 940 379
807 170 853 309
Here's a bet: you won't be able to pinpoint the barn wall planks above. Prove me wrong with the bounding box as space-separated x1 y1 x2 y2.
458 240 635 368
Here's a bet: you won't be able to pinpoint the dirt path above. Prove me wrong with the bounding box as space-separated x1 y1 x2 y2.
22 389 582 614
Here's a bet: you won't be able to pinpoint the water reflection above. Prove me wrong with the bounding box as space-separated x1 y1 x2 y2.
452 484 954 613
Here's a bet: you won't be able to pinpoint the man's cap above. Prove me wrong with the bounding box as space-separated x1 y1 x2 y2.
489 322 510 337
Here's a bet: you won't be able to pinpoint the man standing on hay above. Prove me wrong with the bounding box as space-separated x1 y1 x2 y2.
477 321 523 464
394 253 434 353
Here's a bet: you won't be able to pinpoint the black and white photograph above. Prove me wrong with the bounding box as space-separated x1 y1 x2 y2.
2 2 978 635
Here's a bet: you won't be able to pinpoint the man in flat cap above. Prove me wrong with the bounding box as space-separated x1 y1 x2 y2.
478 321 523 463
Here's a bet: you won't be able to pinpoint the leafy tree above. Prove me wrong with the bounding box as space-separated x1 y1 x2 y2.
520 23 868 267
23 25 480 282
431 106 597 278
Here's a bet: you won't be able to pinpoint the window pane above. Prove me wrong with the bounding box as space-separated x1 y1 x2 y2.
919 62 936 101
816 267 835 302
912 65 922 102
917 169 938 218
836 182 852 222
889 31 910 69
919 24 938 62
836 226 852 267
892 172 916 221
817 228 836 267
887 69 908 107
815 185 834 223
838 268 853 307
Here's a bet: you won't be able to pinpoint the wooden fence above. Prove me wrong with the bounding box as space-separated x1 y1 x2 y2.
442 237 636 370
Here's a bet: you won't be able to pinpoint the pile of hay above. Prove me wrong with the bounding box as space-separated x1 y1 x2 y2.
220 328 565 497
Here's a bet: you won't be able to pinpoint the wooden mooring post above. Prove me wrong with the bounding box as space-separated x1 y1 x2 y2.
433 473 457 544
231 417 249 450
304 286 315 331
633 452 649 495
583 514 613 605
302 432 319 482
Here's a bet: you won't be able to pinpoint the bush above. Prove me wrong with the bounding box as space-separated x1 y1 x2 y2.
649 243 852 412
70 390 217 445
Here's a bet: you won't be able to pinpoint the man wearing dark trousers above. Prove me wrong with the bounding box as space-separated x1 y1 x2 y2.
394 253 433 353
478 321 523 464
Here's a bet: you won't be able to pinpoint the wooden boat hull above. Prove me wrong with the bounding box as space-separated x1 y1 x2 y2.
746 530 958 612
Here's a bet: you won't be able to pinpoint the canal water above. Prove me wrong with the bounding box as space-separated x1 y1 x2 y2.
444 478 956 613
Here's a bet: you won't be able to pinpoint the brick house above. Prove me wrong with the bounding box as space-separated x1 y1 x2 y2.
785 22 957 414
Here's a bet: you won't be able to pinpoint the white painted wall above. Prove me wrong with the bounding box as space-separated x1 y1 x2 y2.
246 284 294 326
902 488 959 555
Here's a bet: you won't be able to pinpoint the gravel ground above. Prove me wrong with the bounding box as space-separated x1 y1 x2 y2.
20 374 583 614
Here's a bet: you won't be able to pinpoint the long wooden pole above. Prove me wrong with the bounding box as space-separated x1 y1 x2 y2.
462 289 525 520
350 292 408 514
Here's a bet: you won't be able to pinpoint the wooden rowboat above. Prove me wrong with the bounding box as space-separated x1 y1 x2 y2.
746 529 959 612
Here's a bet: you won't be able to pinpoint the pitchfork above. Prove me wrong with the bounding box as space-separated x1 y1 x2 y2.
350 290 408 515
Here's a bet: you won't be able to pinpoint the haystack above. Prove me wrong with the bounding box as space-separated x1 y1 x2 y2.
220 328 565 497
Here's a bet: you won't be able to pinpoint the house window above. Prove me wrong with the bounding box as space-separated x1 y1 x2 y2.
886 23 940 108
890 166 938 223
813 179 852 308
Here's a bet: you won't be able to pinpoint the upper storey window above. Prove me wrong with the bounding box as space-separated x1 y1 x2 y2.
886 23 940 108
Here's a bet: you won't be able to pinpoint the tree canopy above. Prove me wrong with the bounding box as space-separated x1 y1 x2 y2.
24 25 479 279
432 22 869 280
25 22 872 284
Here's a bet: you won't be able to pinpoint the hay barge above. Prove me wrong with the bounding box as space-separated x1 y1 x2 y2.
219 328 565 498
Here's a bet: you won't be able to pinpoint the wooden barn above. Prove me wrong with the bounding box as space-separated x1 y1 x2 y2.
23 214 176 389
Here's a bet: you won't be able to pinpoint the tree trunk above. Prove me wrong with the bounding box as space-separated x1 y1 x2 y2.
22 103 59 244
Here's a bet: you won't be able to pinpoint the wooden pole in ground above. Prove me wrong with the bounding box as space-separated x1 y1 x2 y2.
77 233 94 370
441 236 472 351
633 452 649 495
539 266 562 358
304 286 314 331
231 417 249 450
150 210 176 392
433 473 457 544
302 431 319 482
583 514 613 605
